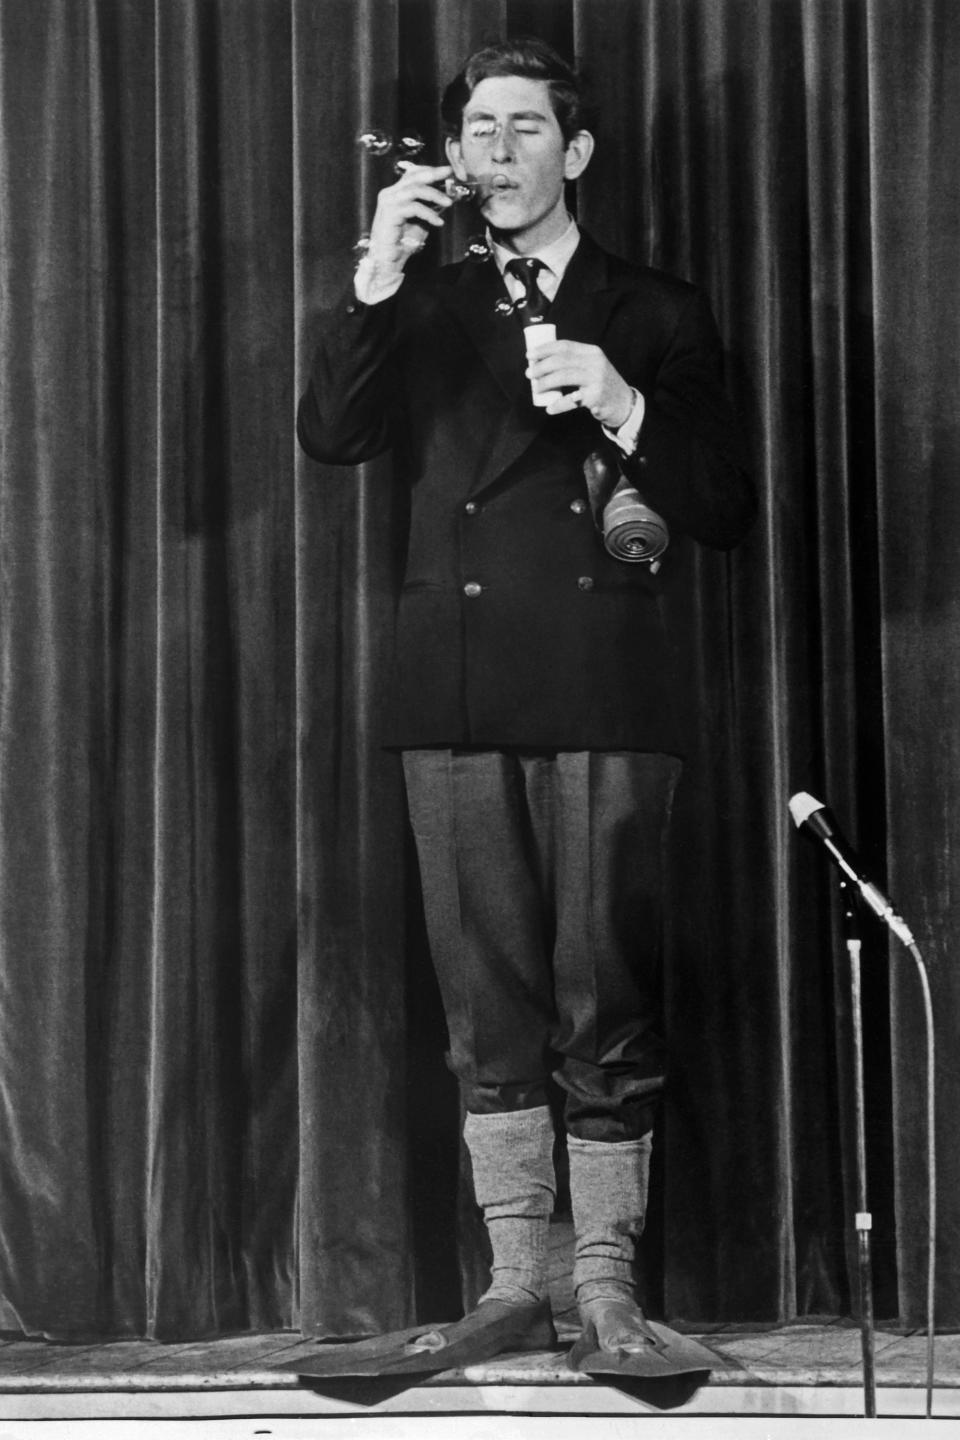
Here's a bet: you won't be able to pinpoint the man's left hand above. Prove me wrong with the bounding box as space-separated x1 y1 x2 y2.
525 341 634 428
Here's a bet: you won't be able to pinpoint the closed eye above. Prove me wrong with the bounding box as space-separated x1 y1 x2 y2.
464 113 549 141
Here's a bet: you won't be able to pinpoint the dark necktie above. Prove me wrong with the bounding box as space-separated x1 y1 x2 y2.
505 256 551 324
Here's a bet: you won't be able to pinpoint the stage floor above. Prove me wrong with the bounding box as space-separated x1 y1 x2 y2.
0 1222 954 1430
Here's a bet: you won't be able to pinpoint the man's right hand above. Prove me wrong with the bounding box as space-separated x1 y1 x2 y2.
365 163 455 272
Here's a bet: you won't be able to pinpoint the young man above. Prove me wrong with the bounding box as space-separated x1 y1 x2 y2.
297 38 755 1374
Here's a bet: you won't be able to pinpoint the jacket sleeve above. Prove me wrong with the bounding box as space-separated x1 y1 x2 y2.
296 287 401 466
622 289 756 551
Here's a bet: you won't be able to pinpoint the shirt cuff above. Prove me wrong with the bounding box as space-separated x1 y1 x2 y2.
603 387 645 455
354 254 405 306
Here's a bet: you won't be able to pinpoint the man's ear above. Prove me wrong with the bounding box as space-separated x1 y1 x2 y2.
563 129 595 181
445 134 466 179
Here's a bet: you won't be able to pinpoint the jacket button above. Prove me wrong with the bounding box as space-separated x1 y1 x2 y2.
463 581 482 597
569 498 587 514
346 302 359 316
464 501 479 515
577 576 594 591
637 454 648 467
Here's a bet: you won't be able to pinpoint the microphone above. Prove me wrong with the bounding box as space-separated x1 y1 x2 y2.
788 791 915 947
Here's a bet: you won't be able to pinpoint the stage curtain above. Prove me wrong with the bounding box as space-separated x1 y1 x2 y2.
0 0 957 1339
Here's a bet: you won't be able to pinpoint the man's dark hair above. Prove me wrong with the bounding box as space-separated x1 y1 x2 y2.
440 37 588 144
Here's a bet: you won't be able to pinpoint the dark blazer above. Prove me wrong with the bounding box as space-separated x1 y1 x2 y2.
298 230 755 752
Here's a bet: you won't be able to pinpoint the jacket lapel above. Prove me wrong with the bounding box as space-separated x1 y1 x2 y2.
438 256 522 397
547 232 623 350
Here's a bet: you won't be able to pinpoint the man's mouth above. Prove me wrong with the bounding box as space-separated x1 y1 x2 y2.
473 173 519 197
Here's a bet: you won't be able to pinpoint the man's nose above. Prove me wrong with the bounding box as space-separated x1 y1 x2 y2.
490 124 515 163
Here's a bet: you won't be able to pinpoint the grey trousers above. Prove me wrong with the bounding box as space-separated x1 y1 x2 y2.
402 749 682 1142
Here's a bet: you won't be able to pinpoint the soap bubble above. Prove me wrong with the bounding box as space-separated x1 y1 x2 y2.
357 128 393 156
396 131 425 158
465 235 491 263
445 178 476 202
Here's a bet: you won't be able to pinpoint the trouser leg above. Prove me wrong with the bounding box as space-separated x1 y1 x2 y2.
401 748 555 1113
547 751 681 1142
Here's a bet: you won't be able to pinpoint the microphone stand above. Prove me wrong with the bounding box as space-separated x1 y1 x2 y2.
790 793 937 1416
841 880 876 1418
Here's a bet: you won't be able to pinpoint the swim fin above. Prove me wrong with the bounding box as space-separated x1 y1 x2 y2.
568 1311 716 1380
282 1296 558 1380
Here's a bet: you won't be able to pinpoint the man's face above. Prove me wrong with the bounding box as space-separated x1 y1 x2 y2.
445 75 593 252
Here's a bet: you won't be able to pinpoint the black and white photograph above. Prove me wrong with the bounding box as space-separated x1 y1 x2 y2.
0 2 957 1436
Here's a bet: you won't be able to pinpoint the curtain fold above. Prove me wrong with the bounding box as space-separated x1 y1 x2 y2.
0 0 957 1340
293 0 415 1332
865 0 960 1324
